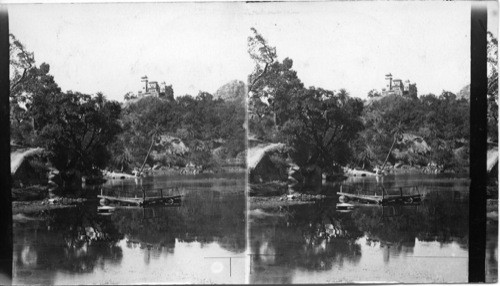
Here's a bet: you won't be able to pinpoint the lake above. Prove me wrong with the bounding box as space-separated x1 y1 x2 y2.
12 173 497 284
13 173 246 284
248 174 497 283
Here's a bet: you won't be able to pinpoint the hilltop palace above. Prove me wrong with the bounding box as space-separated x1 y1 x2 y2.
381 73 417 97
136 75 174 99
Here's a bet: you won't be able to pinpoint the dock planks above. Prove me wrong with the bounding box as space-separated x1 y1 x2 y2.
337 186 422 205
99 186 182 207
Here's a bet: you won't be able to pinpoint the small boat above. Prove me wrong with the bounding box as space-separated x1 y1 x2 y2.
336 202 354 212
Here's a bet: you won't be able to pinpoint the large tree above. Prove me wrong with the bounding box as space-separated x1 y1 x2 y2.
281 87 364 171
247 28 363 175
33 91 122 186
247 29 305 141
9 35 61 145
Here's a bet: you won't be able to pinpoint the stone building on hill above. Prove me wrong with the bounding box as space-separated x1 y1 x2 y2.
135 76 174 100
382 73 417 97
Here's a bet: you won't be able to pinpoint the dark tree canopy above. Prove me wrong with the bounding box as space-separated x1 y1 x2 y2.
248 28 471 173
33 91 122 181
248 28 363 171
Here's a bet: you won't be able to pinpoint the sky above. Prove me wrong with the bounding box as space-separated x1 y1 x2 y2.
8 2 498 102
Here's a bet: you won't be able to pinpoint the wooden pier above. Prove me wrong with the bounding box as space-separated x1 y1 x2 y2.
337 185 421 205
98 186 182 207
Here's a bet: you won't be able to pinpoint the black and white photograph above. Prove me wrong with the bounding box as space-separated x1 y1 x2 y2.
7 3 248 284
1 0 498 284
246 1 497 283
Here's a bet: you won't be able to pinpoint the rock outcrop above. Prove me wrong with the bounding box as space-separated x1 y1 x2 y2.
214 80 246 103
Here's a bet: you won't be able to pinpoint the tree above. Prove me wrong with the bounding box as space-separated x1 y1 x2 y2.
161 85 174 101
138 123 164 175
123 92 137 101
33 91 122 187
9 35 62 145
380 122 405 172
487 31 498 142
408 83 418 99
9 33 35 100
248 28 277 93
248 57 304 140
118 95 178 170
367 89 381 98
281 88 364 172
247 29 364 184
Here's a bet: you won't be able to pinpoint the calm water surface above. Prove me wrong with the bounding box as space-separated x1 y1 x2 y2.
12 173 498 284
13 173 246 284
249 174 480 284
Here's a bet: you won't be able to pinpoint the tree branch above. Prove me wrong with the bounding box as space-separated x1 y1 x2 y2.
248 63 269 94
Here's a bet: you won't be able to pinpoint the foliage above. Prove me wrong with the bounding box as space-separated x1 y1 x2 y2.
9 33 35 101
487 32 498 142
248 28 362 171
356 91 469 171
114 89 245 171
10 60 61 145
247 28 472 173
248 28 277 93
32 91 122 182
280 87 364 170
162 84 175 100
247 36 305 141
367 89 381 98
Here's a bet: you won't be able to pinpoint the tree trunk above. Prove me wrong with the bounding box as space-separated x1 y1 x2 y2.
302 165 322 194
138 134 156 176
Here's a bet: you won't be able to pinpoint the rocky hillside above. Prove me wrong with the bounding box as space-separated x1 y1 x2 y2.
214 80 246 103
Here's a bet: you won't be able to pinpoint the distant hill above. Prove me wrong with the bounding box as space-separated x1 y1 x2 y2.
457 84 470 101
214 80 246 102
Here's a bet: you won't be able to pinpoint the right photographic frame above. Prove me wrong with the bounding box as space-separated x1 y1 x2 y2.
245 1 498 283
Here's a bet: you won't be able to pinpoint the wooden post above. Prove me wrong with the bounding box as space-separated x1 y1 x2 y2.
160 189 163 198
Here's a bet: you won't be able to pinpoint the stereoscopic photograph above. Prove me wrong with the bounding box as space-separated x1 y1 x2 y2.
3 0 498 284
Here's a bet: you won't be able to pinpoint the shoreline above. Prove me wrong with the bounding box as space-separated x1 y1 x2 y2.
249 194 328 210
12 198 88 215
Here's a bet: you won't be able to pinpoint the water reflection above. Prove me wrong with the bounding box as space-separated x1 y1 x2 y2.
14 174 246 284
250 175 470 283
13 206 124 283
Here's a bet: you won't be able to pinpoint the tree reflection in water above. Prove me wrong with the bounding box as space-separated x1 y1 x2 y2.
110 189 246 254
250 200 364 284
13 204 124 284
14 189 246 284
250 189 469 283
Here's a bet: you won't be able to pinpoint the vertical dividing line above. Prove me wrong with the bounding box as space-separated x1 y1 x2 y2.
244 76 250 284
469 2 487 283
0 6 12 284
